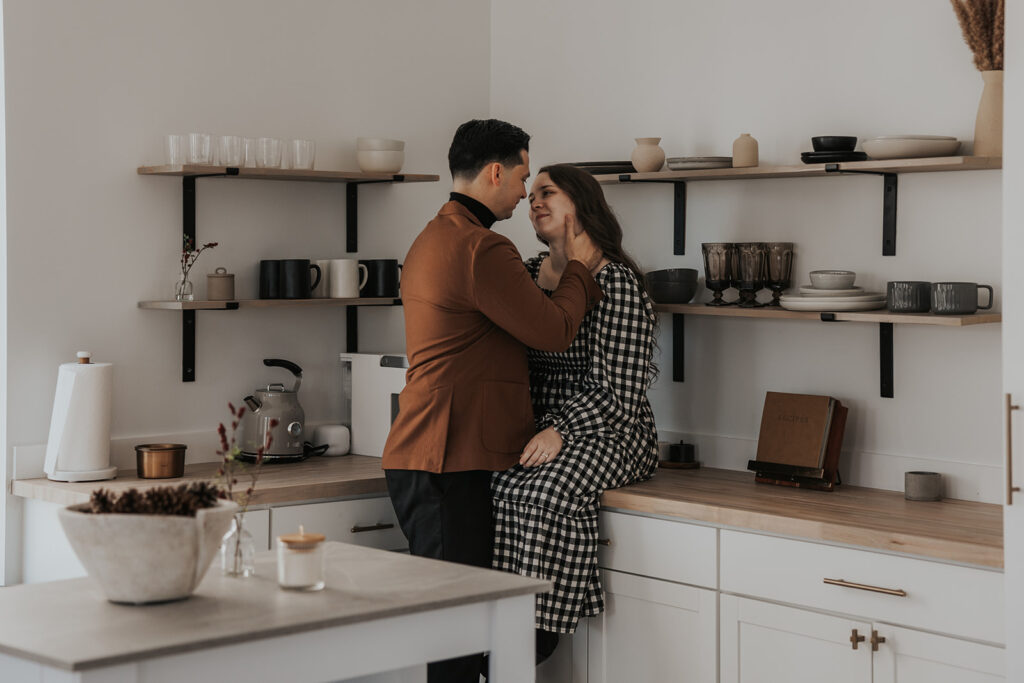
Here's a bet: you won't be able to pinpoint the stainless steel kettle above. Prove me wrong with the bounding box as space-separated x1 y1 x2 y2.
240 359 307 461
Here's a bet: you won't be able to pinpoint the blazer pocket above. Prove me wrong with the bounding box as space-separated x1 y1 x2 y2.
388 384 453 457
480 380 534 454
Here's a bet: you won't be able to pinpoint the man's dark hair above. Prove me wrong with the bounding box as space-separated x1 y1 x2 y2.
448 119 530 180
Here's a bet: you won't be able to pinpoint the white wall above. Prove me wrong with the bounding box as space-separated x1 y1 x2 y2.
491 0 1003 500
1 0 490 583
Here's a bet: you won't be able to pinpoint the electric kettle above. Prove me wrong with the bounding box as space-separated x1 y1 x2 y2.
240 359 322 462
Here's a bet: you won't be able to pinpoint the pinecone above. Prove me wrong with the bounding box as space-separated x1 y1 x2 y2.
112 488 148 514
187 481 221 509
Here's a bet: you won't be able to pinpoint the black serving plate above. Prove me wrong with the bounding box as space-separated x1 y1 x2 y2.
800 151 868 164
566 161 636 174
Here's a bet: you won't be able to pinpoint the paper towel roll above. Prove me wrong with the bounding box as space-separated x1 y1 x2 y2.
44 359 116 481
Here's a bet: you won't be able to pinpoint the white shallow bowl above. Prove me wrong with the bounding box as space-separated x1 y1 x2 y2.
862 138 960 159
799 285 864 297
871 135 957 141
58 499 237 604
808 270 856 289
356 137 405 152
357 150 404 173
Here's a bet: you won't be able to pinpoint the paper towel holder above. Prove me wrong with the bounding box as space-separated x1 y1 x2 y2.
43 351 118 482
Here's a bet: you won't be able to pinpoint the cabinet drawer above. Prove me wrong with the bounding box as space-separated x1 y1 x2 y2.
598 510 717 588
271 497 407 551
720 530 1004 644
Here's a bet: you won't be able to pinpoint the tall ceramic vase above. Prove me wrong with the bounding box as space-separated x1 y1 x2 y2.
974 70 1003 157
631 137 665 172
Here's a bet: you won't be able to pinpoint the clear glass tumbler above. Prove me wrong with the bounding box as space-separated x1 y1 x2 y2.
217 135 243 167
187 133 212 165
290 139 316 170
257 137 282 168
165 134 186 165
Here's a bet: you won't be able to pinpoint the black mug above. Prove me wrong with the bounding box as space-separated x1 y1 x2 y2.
280 259 322 299
259 260 281 299
359 259 401 298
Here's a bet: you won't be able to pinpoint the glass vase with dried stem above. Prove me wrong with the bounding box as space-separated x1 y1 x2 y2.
215 402 278 577
176 235 218 302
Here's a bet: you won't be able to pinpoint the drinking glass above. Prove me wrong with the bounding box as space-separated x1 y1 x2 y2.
217 135 243 167
257 137 282 168
734 242 767 308
291 139 316 170
165 134 186 165
701 242 734 306
243 137 259 168
764 242 794 307
187 133 212 165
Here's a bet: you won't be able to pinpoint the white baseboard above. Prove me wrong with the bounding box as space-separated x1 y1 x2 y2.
658 429 1000 503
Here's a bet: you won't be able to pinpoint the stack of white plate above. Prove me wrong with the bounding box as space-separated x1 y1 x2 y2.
862 135 960 160
780 286 886 312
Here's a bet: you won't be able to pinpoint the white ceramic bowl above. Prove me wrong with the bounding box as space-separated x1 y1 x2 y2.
356 137 405 152
862 138 960 159
357 150 404 174
58 499 237 604
809 270 856 290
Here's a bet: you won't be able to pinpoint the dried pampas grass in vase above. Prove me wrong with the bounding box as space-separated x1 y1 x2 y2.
951 0 1004 156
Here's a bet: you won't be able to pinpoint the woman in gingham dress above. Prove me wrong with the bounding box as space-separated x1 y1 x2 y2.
491 164 658 662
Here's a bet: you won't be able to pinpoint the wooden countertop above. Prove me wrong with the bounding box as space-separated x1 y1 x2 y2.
0 542 548 671
13 458 1003 568
602 467 1003 569
10 455 389 507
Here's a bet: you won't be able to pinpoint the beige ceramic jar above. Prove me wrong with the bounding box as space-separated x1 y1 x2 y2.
630 137 665 172
732 133 758 168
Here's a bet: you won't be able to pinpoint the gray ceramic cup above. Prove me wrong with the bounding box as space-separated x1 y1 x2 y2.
887 281 931 313
905 471 942 501
931 282 993 314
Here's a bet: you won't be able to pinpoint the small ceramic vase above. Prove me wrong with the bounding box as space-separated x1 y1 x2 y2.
732 133 759 168
974 70 1003 157
631 137 665 172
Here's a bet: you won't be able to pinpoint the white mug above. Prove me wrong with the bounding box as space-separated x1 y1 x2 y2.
312 259 332 298
329 259 369 298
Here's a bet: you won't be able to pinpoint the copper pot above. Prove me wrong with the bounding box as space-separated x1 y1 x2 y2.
135 443 186 479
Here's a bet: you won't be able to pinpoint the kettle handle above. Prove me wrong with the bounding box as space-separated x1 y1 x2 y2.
263 358 303 377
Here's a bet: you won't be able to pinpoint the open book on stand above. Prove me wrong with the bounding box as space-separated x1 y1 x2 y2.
747 391 848 491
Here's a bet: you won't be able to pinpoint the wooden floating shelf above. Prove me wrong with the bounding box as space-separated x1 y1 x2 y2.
595 156 1002 184
652 303 1001 327
137 165 439 183
138 297 399 310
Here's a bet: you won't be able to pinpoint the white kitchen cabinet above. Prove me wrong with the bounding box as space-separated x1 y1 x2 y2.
873 623 1004 683
271 496 406 551
720 594 871 683
589 568 717 683
537 620 588 683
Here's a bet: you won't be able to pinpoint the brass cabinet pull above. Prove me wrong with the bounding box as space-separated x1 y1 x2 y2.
351 522 395 533
1007 394 1021 505
824 577 907 597
850 629 866 650
597 538 611 546
870 629 886 652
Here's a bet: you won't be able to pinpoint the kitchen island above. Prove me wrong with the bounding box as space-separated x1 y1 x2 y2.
0 541 549 682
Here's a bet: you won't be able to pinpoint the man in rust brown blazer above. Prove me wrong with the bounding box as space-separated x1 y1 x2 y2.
382 119 602 682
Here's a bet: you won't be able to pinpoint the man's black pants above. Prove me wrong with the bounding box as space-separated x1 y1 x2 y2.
385 469 494 683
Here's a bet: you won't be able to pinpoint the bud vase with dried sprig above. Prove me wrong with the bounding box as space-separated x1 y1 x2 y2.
214 402 278 577
951 0 1004 156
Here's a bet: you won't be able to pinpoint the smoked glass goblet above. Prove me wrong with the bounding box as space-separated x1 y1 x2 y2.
701 242 734 306
734 242 767 308
764 242 794 307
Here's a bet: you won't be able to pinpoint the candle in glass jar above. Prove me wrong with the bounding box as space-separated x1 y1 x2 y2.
277 525 326 591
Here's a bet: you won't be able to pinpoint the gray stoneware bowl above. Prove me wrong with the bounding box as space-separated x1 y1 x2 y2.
645 269 699 304
811 136 857 152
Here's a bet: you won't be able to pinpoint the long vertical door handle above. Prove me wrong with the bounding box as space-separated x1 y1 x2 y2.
1008 393 1021 505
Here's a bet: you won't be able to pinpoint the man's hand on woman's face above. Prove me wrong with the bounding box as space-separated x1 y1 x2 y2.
563 215 603 272
520 426 564 468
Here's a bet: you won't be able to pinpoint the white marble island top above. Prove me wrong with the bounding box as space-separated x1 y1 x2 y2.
0 542 549 672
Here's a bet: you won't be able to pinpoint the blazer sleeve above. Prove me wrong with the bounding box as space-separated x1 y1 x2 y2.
472 234 603 352
540 267 655 442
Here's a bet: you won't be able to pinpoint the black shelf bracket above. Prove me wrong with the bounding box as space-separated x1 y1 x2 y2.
672 314 684 382
346 175 405 253
347 306 358 352
819 313 895 398
619 175 687 255
824 165 898 256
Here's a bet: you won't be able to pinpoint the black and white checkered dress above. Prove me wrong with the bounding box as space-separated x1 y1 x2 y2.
491 258 659 634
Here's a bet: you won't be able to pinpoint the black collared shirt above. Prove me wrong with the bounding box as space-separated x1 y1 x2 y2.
450 192 497 230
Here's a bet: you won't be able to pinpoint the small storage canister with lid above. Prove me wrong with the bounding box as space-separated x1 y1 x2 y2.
277 526 326 591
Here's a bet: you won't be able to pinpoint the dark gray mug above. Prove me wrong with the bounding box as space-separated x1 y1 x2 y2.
931 282 993 315
359 259 401 298
887 281 931 313
280 259 322 299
